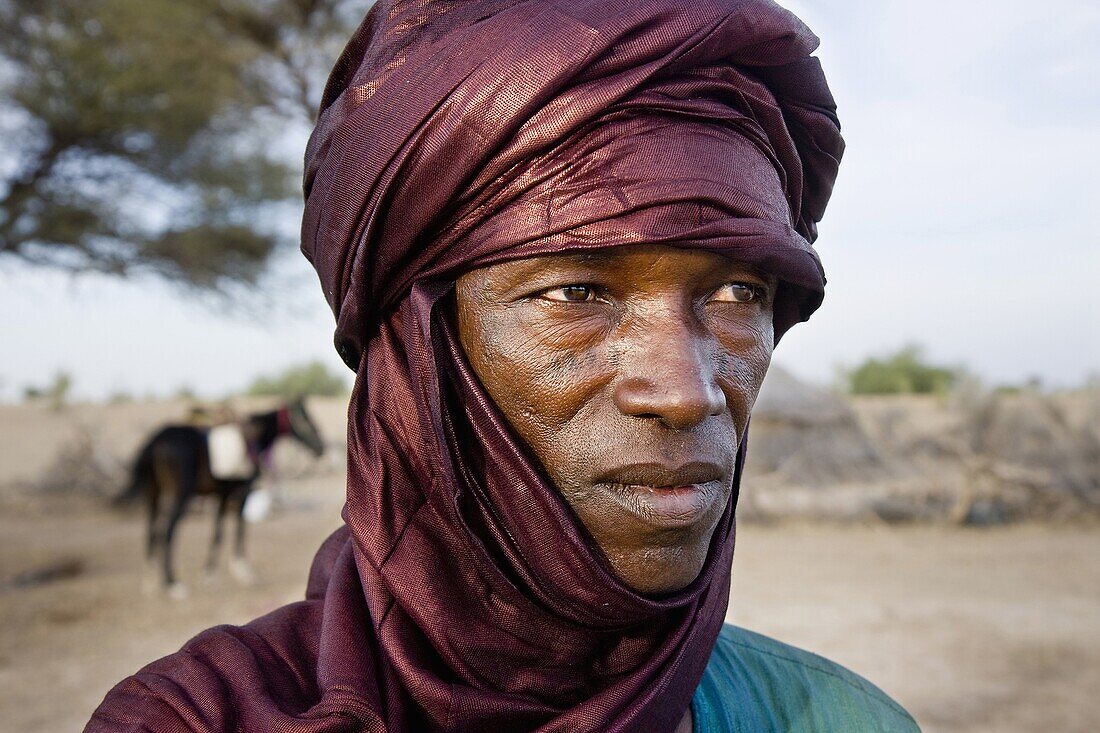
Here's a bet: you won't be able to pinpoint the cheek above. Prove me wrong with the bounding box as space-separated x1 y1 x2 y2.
712 311 774 425
465 307 611 450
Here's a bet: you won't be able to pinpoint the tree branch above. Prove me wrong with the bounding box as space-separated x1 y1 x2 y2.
0 137 69 252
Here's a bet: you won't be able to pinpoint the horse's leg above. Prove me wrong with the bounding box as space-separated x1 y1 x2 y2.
163 455 198 599
140 458 164 595
162 496 188 598
228 485 256 585
204 489 231 578
144 469 161 560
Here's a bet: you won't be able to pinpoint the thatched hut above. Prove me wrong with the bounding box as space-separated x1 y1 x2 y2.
745 366 886 488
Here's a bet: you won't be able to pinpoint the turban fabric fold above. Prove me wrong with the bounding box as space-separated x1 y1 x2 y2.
87 1 842 732
303 0 843 367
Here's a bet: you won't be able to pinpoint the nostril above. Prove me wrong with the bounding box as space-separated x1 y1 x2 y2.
613 374 724 430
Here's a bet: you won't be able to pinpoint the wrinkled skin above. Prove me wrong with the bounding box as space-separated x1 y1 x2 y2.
455 244 776 597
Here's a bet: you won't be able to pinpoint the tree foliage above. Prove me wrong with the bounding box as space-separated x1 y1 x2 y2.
845 345 961 395
23 370 73 409
246 360 347 397
0 0 368 289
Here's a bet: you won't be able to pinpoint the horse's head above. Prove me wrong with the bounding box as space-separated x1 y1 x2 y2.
284 398 325 458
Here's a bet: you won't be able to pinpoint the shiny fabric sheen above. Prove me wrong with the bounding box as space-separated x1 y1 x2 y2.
87 1 843 732
301 0 843 367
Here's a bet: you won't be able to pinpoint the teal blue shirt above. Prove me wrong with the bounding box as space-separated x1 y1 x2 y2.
692 625 920 732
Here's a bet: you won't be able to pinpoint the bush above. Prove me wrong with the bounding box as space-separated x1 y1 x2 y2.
23 371 73 410
107 391 133 404
845 346 960 395
246 361 348 398
30 428 121 498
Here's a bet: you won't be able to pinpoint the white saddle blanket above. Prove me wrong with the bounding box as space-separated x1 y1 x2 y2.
207 424 256 480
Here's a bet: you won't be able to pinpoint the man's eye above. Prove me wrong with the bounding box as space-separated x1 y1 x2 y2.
541 285 598 303
711 283 760 303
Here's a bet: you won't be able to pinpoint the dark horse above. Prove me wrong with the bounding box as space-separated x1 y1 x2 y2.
119 399 325 595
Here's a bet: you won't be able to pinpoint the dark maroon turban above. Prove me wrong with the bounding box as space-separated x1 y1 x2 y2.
303 0 842 368
87 1 842 732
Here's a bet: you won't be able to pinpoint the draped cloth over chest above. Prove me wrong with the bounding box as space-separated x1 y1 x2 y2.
86 1 843 732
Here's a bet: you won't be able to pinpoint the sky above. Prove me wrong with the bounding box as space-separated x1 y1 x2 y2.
1 0 1098 401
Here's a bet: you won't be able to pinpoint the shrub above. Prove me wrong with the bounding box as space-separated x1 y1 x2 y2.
246 361 347 398
23 371 73 410
845 346 960 395
30 428 121 498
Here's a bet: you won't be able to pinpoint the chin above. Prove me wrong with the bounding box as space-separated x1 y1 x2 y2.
612 545 709 595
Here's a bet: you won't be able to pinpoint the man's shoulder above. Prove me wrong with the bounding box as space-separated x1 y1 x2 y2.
84 601 326 733
693 624 920 732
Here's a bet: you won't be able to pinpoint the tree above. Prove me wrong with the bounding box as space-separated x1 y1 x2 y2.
246 360 347 397
203 0 369 123
845 345 961 396
0 0 368 290
23 370 73 409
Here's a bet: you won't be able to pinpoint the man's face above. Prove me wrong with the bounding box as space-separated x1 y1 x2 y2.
455 244 775 594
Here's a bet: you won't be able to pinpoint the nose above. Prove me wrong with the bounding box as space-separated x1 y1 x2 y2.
611 310 726 430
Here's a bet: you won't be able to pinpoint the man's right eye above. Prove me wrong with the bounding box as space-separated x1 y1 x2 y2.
540 285 598 303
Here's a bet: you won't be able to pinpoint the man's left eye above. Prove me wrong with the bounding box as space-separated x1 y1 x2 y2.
541 285 598 303
710 283 760 303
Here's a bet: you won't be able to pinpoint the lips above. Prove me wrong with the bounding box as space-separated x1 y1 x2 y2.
594 462 727 529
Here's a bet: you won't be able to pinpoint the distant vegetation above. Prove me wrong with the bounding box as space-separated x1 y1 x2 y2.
174 385 198 401
843 346 961 395
23 371 73 409
246 361 347 398
106 390 133 405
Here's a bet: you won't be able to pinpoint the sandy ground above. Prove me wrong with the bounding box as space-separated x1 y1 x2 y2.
1 398 1098 732
1 462 1098 733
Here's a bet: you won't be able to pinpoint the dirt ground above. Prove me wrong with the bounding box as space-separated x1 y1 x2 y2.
2 464 1098 733
1 397 1098 732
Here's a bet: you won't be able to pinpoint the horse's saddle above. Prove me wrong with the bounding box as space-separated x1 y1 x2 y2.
207 424 256 481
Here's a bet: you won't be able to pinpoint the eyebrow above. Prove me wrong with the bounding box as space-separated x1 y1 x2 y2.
570 250 771 278
492 251 614 279
538 251 616 268
573 251 615 265
485 248 777 291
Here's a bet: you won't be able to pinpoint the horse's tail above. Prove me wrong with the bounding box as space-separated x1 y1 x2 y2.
112 437 157 508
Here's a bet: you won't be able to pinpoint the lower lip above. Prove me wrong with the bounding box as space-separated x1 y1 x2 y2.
603 483 716 528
